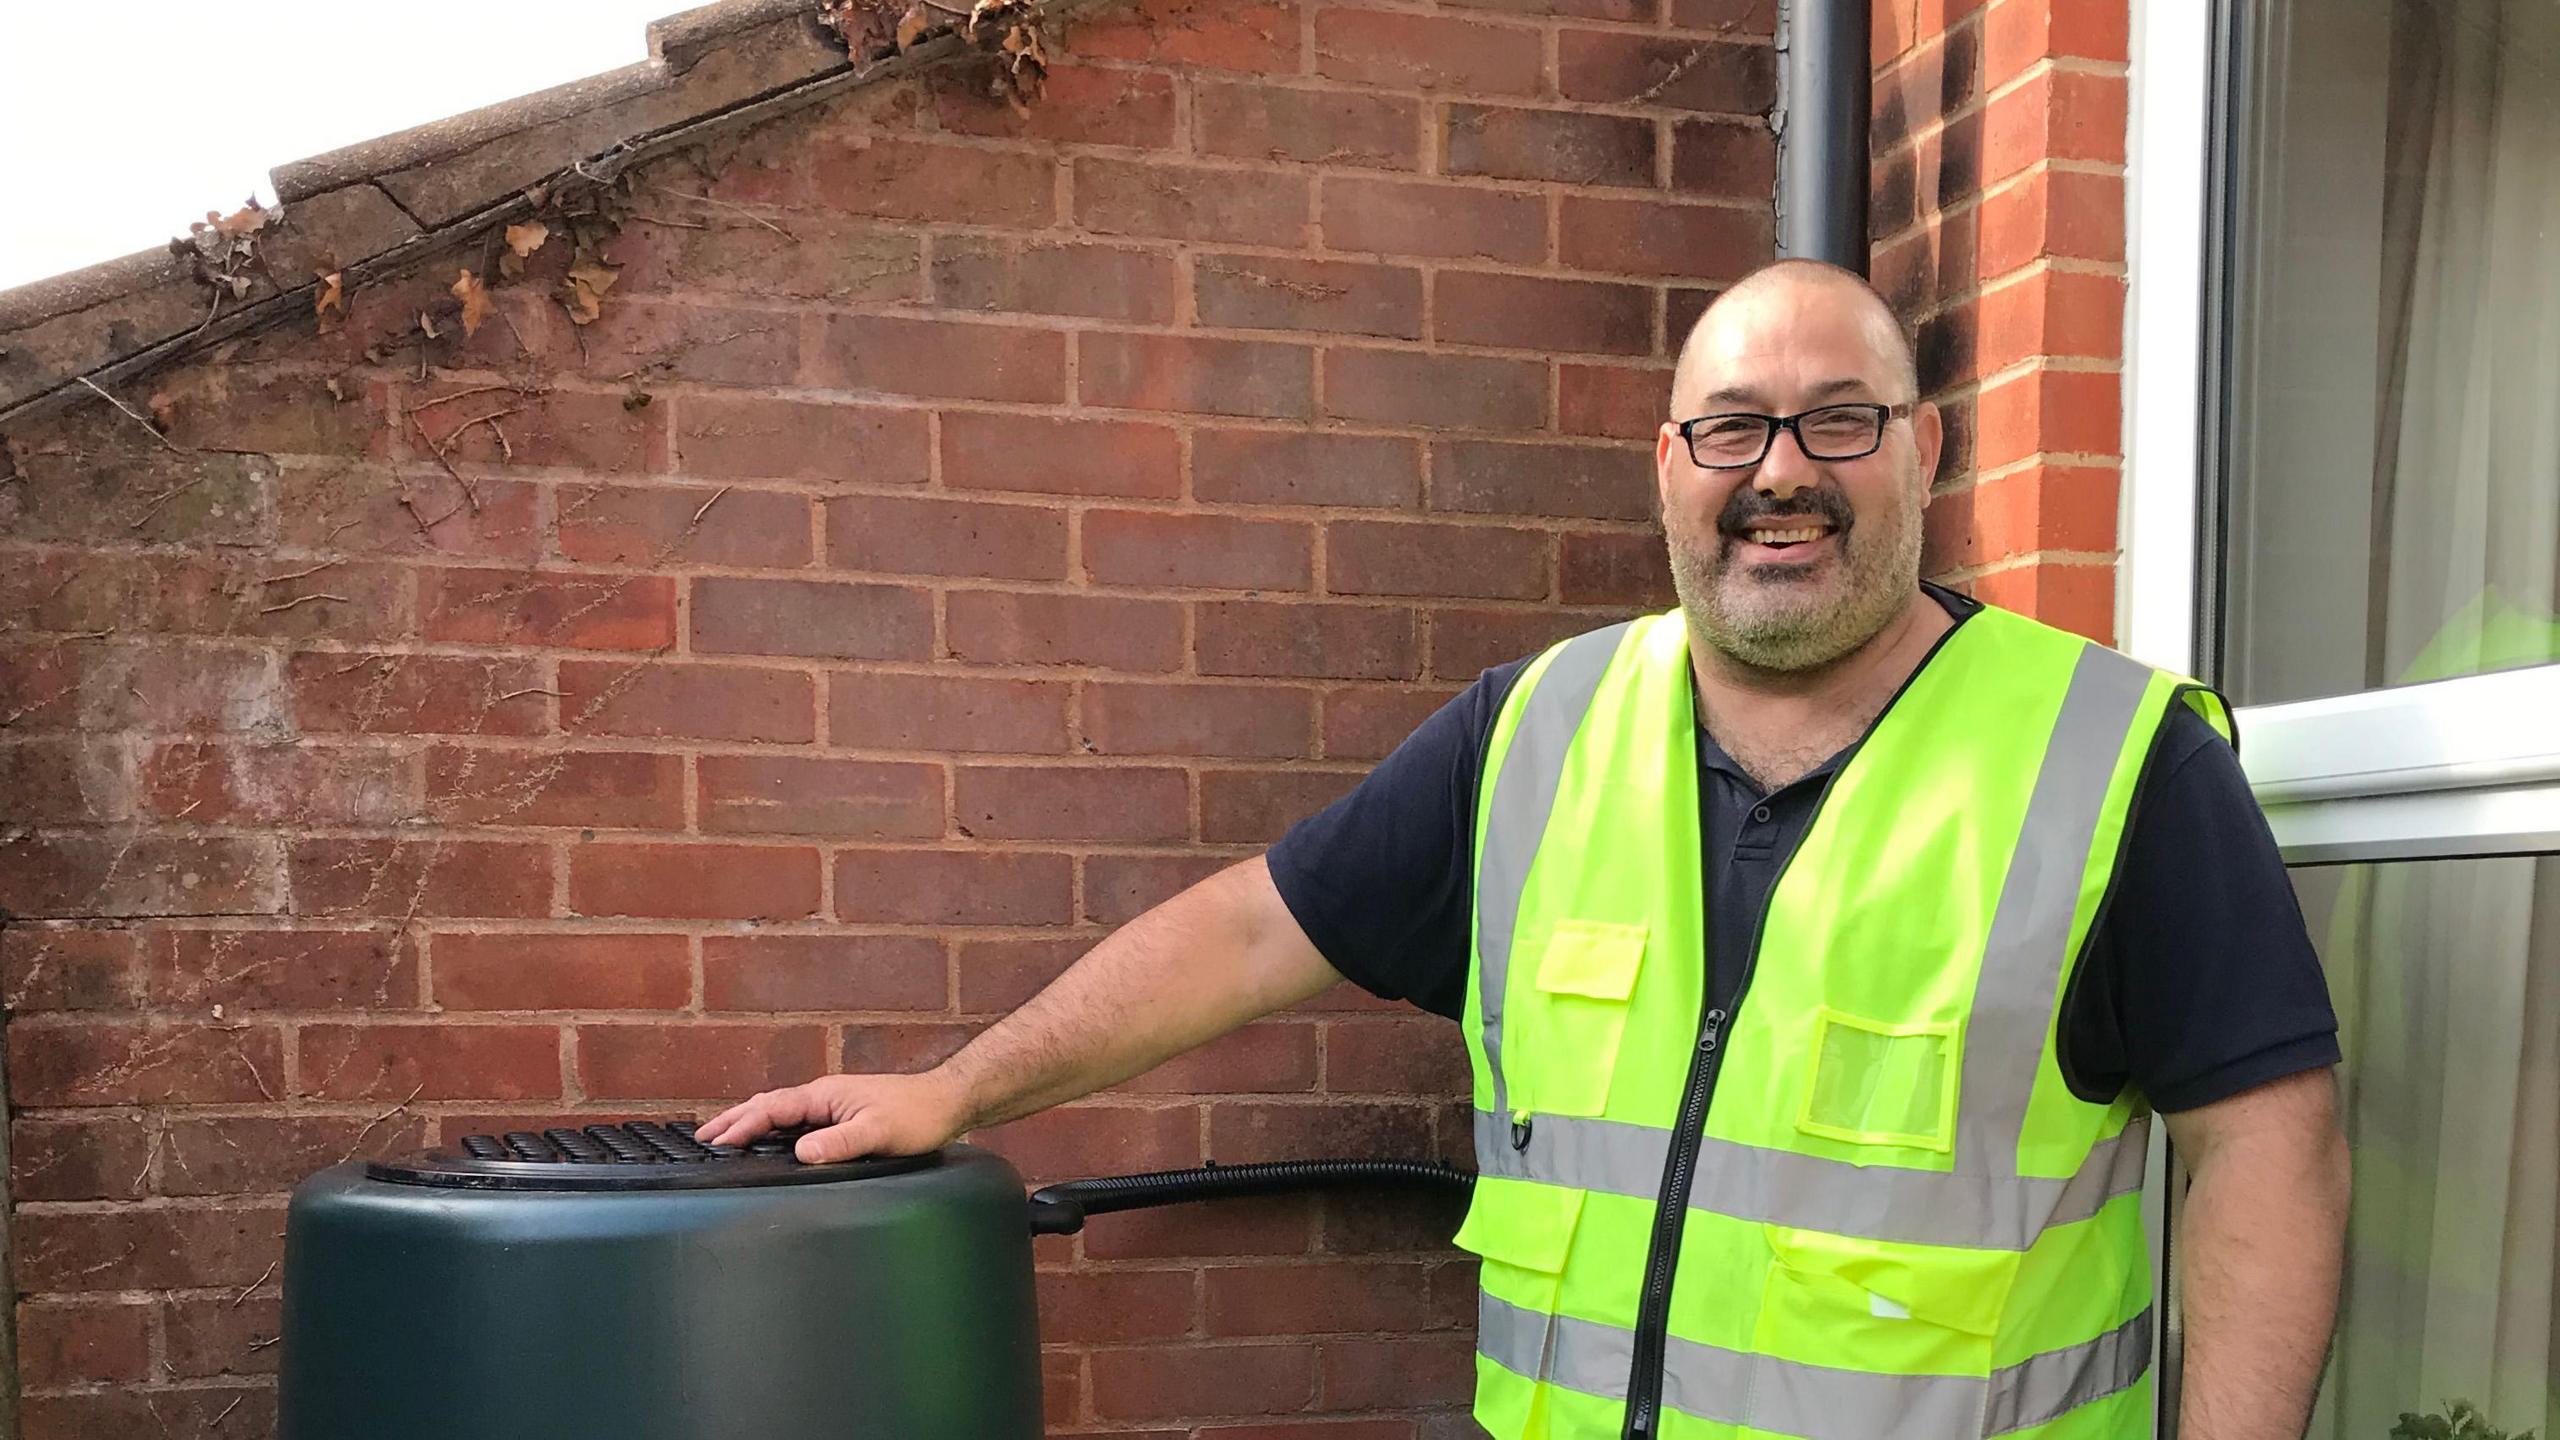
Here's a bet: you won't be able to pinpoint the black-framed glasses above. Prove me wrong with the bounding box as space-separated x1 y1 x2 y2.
1676 402 1914 469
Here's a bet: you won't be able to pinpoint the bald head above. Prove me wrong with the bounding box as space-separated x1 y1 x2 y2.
1670 260 1918 417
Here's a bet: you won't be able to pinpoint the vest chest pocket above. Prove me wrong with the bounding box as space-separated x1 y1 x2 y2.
1795 1005 1961 1153
1518 920 1648 1120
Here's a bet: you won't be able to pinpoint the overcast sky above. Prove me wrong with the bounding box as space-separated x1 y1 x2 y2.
0 2 681 292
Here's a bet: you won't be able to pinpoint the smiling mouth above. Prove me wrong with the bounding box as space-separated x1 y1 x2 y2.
1729 523 1839 557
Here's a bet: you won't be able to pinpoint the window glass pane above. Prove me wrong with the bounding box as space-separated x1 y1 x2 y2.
2219 0 2560 706
2292 855 2559 1440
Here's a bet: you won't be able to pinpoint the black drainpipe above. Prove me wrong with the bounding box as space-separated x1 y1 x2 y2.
1773 0 1874 274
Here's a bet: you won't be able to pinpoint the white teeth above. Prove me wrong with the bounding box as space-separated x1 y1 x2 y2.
1752 527 1828 545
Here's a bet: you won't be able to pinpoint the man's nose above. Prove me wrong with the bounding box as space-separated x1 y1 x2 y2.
1755 422 1817 499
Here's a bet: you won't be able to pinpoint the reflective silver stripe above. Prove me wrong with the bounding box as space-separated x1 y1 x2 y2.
1476 622 1636 1121
1956 643 2158 1180
1479 1292 2151 1440
1473 1109 2149 1252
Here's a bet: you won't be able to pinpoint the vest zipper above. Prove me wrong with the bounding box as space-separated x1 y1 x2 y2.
1616 798 1818 1440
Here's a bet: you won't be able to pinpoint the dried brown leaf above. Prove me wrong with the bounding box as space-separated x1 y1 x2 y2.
895 2 931 49
505 221 550 258
418 311 441 341
314 271 345 334
451 269 495 338
560 257 622 326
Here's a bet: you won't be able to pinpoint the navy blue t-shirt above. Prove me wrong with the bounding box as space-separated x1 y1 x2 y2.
1267 589 2341 1113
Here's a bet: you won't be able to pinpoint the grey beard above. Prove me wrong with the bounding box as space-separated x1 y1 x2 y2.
1668 505 1924 673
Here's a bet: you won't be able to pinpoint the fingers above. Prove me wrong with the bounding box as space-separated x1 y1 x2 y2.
696 1084 823 1146
797 1110 883 1165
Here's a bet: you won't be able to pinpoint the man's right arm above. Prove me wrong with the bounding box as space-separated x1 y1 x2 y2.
696 856 1342 1163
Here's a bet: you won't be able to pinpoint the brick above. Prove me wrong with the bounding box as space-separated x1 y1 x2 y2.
1326 1016 1471 1093
1560 529 1674 604
1874 213 1983 316
425 746 685 829
1974 367 2120 468
298 1023 561 1101
19 1389 280 1437
1971 560 2113 642
673 394 930 484
1083 852 1236 923
138 553 414 645
837 849 1075 924
1672 118 1777 199
1427 605 1615 676
956 935 1090 1012
806 136 1058 224
155 366 382 457
559 483 812 568
1205 1259 1439 1335
1197 83 1420 169
947 591 1185 671
1320 176 1545 262
702 933 948 1012
565 299 799 387
1038 1268 1199 1344
1198 601 1418 680
160 1115 433 1196
1200 767 1363 843
1982 68 2125 184
1437 271 1652 355
0 834 282 920
8 1021 284 1105
421 568 675 652
1193 430 1423 509
1081 333 1315 420
979 1103 1202 1181
954 765 1190 841
164 1294 283 1376
1557 31 1773 111
1672 0 1775 26
935 64 1177 146
146 928 415 1010
1984 0 2127 85
1916 297 1981 396
1948 463 2116 567
291 651 547 736
1873 21 1982 151
1560 363 1674 439
1091 1342 1316 1420
1084 682 1316 758
11 1116 151 1201
808 314 1065 402
1978 167 2125 273
3 447 271 548
576 1024 828 1099
15 1301 152 1385
690 576 934 660
1076 158 1311 246
941 412 1183 499
1314 9 1544 95
409 385 662 472
1124 1020 1322 1093
1196 255 1424 341
431 932 692 1010
270 462 513 563
1432 439 1658 519
570 843 822 921
1071 0 1303 73
16 1206 284 1291
1445 104 1655 187
1084 511 1316 591
614 213 921 303
817 494 1066 583
829 672 1070 752
1326 519 1550 600
1320 684 1460 758
1558 195 1773 279
0 738 125 826
840 1021 975 1073
931 237 1179 323
699 755 944 837
286 837 549 919
560 659 814 743
1322 1335 1476 1408
1974 268 2124 372
1321 349 1544 430
2 928 140 1012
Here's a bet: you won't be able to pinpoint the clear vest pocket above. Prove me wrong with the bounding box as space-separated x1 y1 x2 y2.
1795 1005 1961 1153
1518 920 1647 1119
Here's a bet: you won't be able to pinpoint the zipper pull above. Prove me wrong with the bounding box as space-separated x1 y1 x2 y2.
1698 1007 1727 1055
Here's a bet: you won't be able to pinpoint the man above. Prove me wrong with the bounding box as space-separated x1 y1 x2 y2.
700 261 2351 1440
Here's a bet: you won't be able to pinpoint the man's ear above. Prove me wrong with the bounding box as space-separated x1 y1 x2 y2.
1912 400 1945 502
1655 423 1682 519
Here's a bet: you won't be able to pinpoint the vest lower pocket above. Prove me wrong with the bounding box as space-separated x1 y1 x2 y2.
1752 1223 2021 1386
1455 1178 1588 1395
1519 920 1648 1119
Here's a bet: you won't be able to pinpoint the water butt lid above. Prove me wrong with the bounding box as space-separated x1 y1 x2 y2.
365 1119 937 1192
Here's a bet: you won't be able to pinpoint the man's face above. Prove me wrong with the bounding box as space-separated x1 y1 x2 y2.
1655 281 1942 672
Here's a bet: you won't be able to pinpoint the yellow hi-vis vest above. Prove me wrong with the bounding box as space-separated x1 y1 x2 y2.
1454 603 2232 1440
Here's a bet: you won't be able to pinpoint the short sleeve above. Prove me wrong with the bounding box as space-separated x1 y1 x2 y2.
1263 661 1528 1019
2061 706 2342 1113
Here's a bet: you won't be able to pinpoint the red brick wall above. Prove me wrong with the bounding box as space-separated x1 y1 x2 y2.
0 3 1775 1433
1872 0 2128 640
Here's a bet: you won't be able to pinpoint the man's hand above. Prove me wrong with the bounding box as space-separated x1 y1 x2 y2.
2162 1066 2352 1440
696 1071 970 1164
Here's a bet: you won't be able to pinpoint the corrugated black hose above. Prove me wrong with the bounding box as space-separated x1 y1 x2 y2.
1026 1158 1474 1235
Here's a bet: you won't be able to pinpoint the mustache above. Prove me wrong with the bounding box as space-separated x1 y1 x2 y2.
1715 484 1854 538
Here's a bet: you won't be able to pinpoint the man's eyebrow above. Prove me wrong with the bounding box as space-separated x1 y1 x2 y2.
1695 377 1878 412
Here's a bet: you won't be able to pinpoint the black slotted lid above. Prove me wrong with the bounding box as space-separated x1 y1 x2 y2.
366 1120 936 1191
